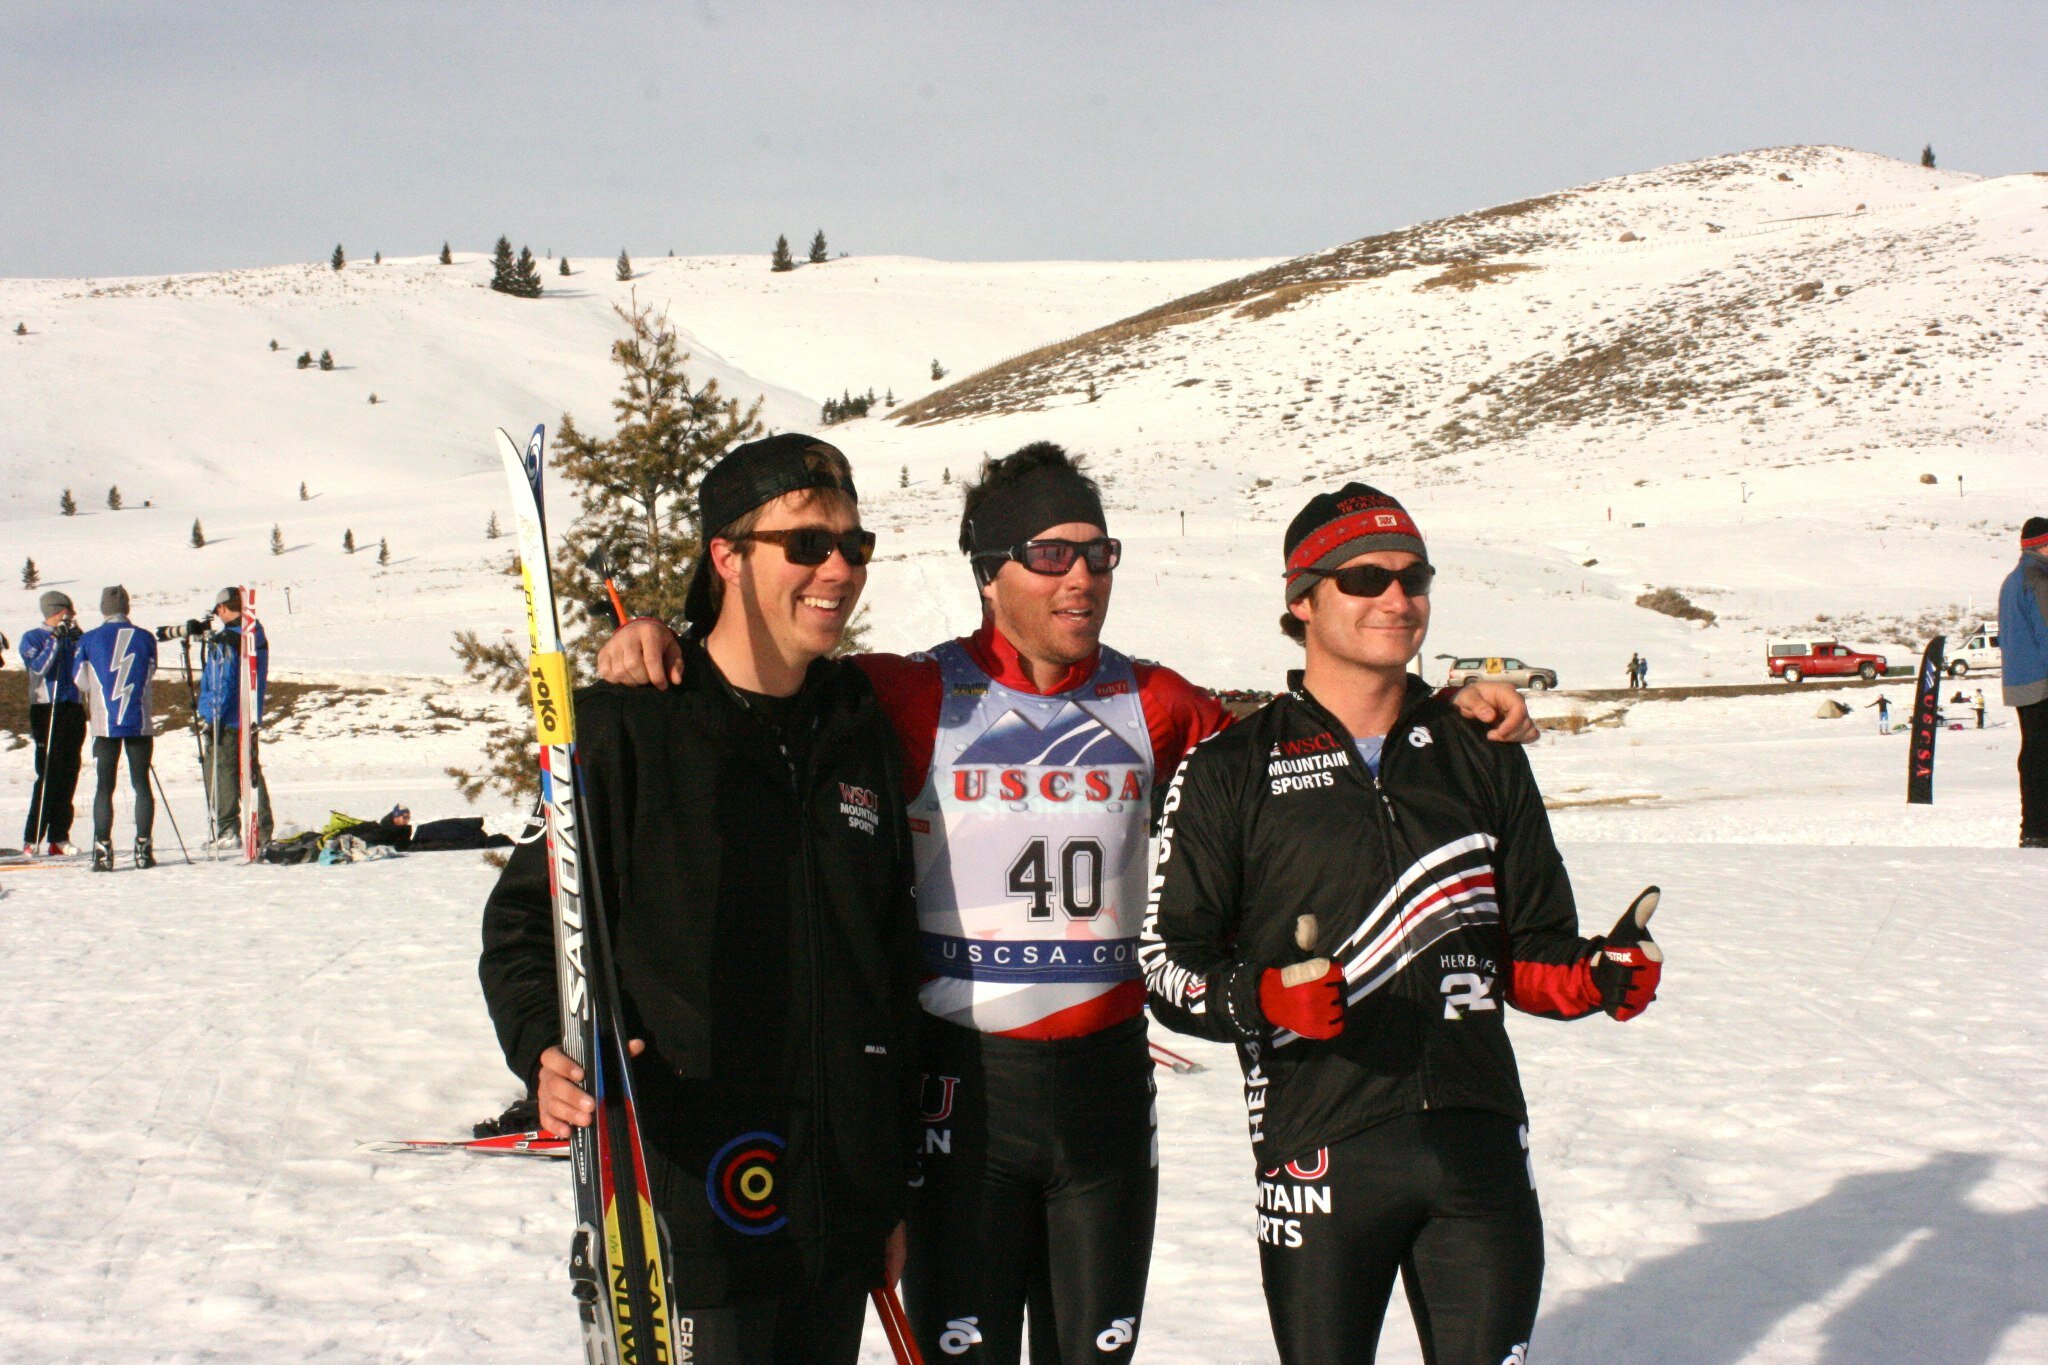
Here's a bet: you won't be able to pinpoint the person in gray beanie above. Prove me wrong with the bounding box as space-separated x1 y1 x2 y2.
19 590 87 853
73 586 159 869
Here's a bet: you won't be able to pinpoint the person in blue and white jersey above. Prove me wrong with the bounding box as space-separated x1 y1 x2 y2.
73 585 158 871
196 586 272 847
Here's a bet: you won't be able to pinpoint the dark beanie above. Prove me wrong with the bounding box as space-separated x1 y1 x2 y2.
681 433 857 635
2023 516 2048 551
100 584 130 617
1282 484 1427 603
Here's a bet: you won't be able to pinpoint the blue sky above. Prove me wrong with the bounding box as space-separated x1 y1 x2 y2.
4 0 2043 278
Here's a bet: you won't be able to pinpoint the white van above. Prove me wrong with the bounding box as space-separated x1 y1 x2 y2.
1948 621 2001 678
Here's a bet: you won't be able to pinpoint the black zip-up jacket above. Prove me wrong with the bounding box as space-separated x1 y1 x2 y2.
1140 673 1606 1168
479 640 922 1298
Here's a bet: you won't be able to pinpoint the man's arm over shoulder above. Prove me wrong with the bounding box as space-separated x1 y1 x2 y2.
1134 661 1233 781
852 651 941 793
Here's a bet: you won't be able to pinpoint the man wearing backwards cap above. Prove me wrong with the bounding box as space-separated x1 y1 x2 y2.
480 434 922 1364
1999 515 2048 846
595 445 1536 1362
1142 483 1664 1365
19 591 88 854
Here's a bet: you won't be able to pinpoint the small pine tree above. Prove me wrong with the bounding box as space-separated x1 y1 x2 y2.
107 485 122 511
368 392 378 404
12 322 24 336
885 387 895 408
486 510 502 540
297 351 312 369
616 249 632 281
771 235 795 272
269 339 279 351
373 251 382 265
319 349 334 371
22 557 38 590
439 241 453 265
190 518 205 548
560 256 572 276
378 538 390 566
332 244 346 271
343 529 356 554
60 489 76 516
931 359 947 381
513 246 545 298
942 467 951 484
299 480 308 500
489 236 518 294
809 229 828 264
270 524 284 556
1087 380 1099 402
1921 143 1936 169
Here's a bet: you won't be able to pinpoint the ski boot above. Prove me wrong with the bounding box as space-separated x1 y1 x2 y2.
91 840 114 872
473 1095 541 1140
134 838 155 870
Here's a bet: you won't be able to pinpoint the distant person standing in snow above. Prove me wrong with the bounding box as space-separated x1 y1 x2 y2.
20 591 87 854
196 587 272 848
1999 516 2048 847
1973 689 1986 729
1868 695 1892 735
1625 653 1640 690
1637 655 1650 689
73 586 158 871
1143 484 1664 1365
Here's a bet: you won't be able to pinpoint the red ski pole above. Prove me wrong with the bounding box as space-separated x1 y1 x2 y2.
872 1285 925 1365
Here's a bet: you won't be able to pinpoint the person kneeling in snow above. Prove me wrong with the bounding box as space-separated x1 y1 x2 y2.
1141 483 1664 1365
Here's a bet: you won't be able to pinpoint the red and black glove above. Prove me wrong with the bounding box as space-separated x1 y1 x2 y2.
1258 914 1346 1039
1590 886 1664 1021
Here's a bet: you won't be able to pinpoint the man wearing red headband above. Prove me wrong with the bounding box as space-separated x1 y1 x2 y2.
1142 482 1663 1365
2001 515 2048 847
596 448 1537 1362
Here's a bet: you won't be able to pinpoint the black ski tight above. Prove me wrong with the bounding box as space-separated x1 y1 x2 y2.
1257 1109 1544 1365
91 736 153 844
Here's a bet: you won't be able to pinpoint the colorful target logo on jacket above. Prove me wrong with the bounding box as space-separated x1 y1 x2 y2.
706 1131 788 1236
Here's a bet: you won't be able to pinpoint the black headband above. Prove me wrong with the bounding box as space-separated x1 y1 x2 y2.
963 463 1108 564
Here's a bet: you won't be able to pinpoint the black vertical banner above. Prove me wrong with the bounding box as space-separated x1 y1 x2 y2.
1906 636 1947 805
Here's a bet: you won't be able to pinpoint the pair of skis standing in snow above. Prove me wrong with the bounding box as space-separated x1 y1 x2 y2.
483 431 1663 1364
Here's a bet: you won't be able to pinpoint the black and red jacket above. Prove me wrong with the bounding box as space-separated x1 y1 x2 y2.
1140 672 1607 1167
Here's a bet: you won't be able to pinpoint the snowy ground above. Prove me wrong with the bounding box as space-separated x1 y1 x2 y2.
3 683 2042 1364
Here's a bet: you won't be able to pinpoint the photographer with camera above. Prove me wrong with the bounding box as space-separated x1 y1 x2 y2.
20 591 87 855
195 587 271 849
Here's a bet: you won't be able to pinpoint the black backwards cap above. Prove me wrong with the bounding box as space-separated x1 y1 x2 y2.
681 433 858 635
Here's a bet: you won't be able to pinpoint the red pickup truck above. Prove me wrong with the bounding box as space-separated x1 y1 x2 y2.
1765 639 1888 684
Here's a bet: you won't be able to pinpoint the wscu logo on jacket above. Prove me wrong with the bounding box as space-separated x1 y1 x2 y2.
948 704 1148 805
838 781 880 835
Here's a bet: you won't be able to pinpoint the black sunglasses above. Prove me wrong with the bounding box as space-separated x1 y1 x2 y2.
733 527 878 567
1305 562 1435 598
980 537 1122 577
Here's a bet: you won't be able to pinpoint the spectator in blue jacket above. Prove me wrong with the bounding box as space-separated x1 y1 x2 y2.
20 591 87 854
2000 516 2048 847
196 586 272 847
73 585 158 870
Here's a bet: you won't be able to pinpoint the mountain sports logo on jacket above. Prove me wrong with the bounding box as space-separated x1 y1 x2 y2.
837 781 880 835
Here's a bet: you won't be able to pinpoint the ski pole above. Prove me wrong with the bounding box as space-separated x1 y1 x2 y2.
871 1285 925 1365
29 689 58 851
147 763 193 865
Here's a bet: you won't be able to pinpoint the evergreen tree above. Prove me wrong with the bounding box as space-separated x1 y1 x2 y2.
343 529 355 554
190 519 205 549
378 538 390 566
886 387 895 408
771 235 795 272
269 339 279 351
12 322 24 336
319 350 334 371
60 489 76 516
560 256 571 277
900 464 909 488
332 244 346 271
439 241 453 265
486 510 502 540
1921 143 1937 169
512 246 545 298
368 392 379 404
616 249 633 281
299 480 308 500
271 524 284 556
297 351 312 369
809 229 828 264
931 359 947 381
373 251 382 265
452 298 765 802
489 236 518 293
107 486 122 511
22 557 38 590
942 467 950 484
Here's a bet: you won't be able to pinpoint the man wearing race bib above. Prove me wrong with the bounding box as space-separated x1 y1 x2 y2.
597 443 1537 1362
